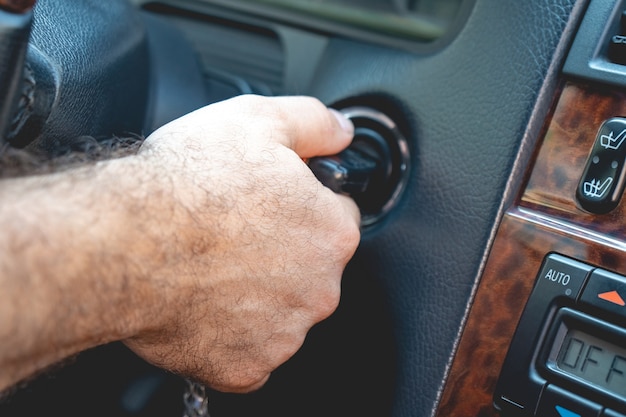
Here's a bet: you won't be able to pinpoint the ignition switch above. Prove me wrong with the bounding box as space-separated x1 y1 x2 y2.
309 106 410 227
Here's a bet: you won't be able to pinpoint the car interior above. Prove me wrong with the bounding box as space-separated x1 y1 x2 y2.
3 0 626 416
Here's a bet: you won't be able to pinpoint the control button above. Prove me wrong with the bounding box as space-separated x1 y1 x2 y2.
537 385 601 417
604 409 626 417
577 118 626 214
608 10 626 65
598 290 625 306
608 35 626 65
580 268 626 319
537 254 593 300
493 254 593 415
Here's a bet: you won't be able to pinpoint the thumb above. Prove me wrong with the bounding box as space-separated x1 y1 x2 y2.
267 97 355 158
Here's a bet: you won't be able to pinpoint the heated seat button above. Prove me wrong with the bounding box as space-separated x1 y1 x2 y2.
580 268 626 319
537 385 601 417
577 118 626 214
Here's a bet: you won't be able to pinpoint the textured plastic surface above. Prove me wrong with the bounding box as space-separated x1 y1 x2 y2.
141 12 209 134
564 0 626 88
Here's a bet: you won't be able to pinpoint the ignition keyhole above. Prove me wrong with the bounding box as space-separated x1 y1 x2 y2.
309 106 410 227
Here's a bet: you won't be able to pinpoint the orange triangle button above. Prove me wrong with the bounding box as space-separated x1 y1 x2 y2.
598 290 626 306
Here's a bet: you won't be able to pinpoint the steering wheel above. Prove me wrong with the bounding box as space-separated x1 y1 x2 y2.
0 0 208 155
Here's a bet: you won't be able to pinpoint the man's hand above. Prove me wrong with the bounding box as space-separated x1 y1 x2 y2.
125 95 360 392
0 95 360 394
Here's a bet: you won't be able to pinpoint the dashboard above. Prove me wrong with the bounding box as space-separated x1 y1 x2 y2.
6 0 626 416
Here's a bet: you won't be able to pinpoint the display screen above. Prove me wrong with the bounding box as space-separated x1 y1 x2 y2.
556 328 626 397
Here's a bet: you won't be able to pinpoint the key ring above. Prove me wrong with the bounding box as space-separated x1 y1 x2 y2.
183 379 210 417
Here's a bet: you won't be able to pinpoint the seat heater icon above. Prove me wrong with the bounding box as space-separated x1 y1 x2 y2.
583 177 613 199
600 129 626 150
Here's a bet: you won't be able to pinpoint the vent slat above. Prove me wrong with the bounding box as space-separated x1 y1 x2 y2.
168 13 285 94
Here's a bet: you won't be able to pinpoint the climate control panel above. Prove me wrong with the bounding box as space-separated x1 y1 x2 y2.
494 254 626 417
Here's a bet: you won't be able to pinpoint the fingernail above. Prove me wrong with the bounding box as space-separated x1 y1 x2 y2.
329 108 354 135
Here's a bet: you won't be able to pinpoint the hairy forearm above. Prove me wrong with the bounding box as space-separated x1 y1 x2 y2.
0 95 360 395
0 156 174 392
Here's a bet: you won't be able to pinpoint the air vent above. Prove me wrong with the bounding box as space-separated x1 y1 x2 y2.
145 4 285 95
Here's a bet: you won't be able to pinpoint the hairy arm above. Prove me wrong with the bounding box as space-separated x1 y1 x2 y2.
0 95 360 394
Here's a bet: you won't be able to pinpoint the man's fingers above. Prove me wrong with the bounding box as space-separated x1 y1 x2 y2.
207 95 354 158
270 97 355 158
169 95 354 159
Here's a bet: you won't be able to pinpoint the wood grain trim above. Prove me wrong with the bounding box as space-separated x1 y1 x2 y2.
0 0 35 13
435 82 626 417
522 82 626 231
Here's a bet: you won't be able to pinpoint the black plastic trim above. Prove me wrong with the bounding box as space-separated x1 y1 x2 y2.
564 0 626 88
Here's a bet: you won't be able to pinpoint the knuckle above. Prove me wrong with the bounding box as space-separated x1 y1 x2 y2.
210 367 270 393
332 219 361 265
311 281 341 322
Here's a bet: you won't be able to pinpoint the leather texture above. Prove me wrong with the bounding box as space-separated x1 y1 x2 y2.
309 0 581 416
27 0 150 154
21 0 208 154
